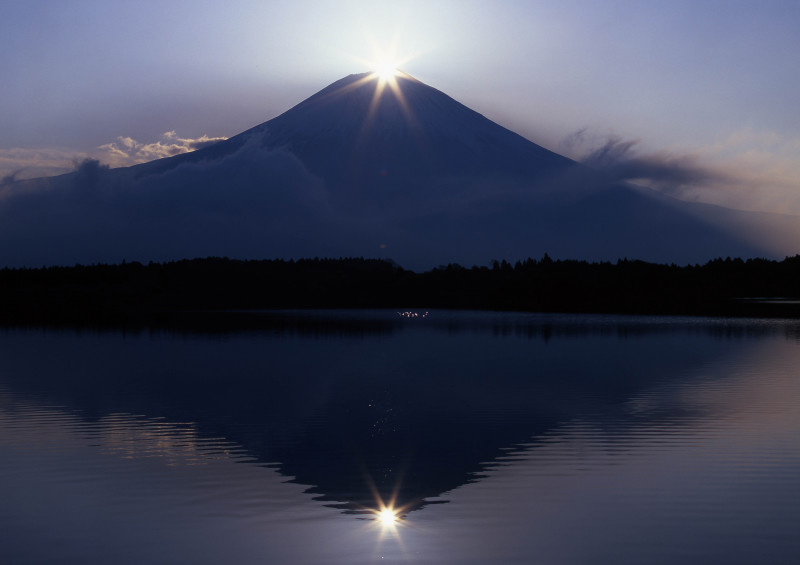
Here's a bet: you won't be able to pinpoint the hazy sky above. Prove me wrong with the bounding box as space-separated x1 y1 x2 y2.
3 0 800 213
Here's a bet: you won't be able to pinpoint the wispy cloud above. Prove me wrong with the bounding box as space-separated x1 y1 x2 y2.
96 131 228 167
0 136 344 267
0 131 229 183
1 171 20 187
580 135 731 194
0 147 89 181
2 124 798 270
693 128 800 215
562 128 800 215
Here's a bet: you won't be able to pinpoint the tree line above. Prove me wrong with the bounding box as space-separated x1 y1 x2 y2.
1 254 800 326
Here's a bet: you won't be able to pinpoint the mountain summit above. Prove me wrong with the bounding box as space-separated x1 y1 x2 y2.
2 72 798 268
239 72 573 192
144 71 574 207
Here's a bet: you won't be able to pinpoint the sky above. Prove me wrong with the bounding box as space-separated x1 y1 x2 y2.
2 0 800 215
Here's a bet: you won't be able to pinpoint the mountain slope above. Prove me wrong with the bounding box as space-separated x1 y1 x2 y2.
137 72 575 205
247 72 573 190
2 71 798 269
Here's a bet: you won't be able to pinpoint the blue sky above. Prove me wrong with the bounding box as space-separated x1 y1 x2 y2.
3 0 800 214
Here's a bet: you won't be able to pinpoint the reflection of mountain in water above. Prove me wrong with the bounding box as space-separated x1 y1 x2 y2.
0 311 794 515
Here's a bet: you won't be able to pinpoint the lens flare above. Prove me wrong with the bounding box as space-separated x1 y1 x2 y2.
378 507 397 525
374 63 398 81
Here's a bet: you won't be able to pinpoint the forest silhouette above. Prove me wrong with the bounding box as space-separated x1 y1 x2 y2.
2 255 800 326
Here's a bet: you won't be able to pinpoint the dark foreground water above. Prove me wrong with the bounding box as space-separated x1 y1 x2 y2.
1 310 799 564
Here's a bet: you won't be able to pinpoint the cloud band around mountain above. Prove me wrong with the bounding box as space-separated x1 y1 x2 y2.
0 131 228 181
564 129 800 215
96 131 229 168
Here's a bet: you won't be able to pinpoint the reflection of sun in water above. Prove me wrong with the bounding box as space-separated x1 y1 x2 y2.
362 485 414 561
378 507 397 526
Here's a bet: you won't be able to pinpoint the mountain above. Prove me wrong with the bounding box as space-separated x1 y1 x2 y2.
137 72 575 207
2 71 798 269
0 312 752 515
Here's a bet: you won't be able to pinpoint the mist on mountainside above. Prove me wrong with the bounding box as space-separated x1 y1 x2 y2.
1 72 798 270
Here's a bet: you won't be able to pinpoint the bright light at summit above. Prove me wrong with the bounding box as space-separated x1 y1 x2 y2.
342 34 424 136
373 63 399 82
354 31 418 87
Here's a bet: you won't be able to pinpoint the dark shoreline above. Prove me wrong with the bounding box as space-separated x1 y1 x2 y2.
2 255 800 328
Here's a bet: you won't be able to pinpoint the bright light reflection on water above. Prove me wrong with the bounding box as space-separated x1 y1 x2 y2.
0 311 799 564
378 508 398 525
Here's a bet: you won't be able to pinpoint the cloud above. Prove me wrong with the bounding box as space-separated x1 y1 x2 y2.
1 170 20 187
97 131 228 168
557 127 588 155
1 123 799 271
580 135 731 194
0 130 229 184
0 147 89 181
564 129 800 215
71 158 110 191
0 135 371 268
692 128 800 215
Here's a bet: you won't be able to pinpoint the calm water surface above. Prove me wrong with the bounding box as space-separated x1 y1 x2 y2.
1 310 799 564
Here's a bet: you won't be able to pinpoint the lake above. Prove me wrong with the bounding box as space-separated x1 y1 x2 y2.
1 310 799 564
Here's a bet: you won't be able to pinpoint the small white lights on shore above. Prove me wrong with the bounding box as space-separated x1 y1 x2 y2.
397 311 429 318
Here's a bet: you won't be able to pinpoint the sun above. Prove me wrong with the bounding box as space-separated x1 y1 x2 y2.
374 63 399 82
345 37 422 130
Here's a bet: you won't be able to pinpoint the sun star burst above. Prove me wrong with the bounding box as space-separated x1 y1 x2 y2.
378 507 397 525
